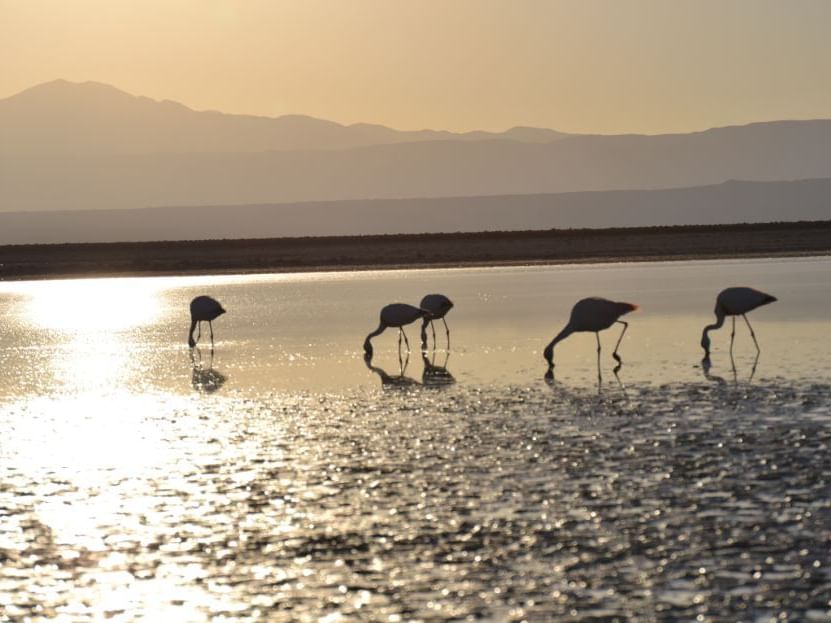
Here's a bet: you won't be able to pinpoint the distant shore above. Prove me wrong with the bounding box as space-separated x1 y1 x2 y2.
1 221 829 281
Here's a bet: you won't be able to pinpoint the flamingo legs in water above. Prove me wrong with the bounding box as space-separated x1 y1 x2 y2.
425 319 451 351
209 320 215 346
743 314 760 353
728 313 761 357
729 316 736 356
397 328 412 368
195 321 202 343
612 320 628 363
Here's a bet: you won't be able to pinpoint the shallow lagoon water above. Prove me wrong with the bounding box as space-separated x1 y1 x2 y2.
1 257 830 621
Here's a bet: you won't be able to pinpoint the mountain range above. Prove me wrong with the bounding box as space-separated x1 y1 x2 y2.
1 80 831 241
0 80 569 155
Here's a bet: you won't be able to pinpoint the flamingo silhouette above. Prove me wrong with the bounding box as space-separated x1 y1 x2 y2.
543 297 638 370
419 294 454 350
701 287 777 358
363 303 428 358
188 295 226 348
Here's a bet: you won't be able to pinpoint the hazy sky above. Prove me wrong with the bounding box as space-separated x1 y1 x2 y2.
3 0 831 134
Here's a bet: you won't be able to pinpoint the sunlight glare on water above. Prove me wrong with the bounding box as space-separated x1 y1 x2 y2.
15 277 163 332
1 258 830 621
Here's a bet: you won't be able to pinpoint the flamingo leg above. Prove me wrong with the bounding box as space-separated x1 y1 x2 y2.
442 317 450 351
401 328 411 352
430 320 436 348
209 321 215 346
749 350 760 383
612 320 628 363
596 332 602 387
729 316 736 356
742 314 760 353
196 321 202 343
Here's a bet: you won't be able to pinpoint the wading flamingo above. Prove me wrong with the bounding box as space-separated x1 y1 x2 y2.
364 303 427 358
543 297 638 369
419 294 454 350
188 295 226 348
701 287 777 358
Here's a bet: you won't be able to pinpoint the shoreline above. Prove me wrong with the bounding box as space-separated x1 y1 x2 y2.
1 221 830 281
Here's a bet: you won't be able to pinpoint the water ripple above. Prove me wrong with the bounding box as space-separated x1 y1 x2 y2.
1 379 830 621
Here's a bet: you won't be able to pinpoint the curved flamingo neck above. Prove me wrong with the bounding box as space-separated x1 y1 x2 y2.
701 308 726 353
544 324 575 363
364 323 386 354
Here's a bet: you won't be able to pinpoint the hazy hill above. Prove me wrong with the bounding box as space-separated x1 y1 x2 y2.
5 120 831 212
2 178 829 245
0 80 569 155
3 81 831 215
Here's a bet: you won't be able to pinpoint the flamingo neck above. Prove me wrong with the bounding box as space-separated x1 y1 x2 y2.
701 308 726 354
544 324 574 365
364 323 385 354
420 317 430 346
188 319 198 347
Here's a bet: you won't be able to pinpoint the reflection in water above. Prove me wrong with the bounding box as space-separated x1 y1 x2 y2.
364 352 421 389
2 260 831 621
421 351 456 388
545 358 624 394
702 351 761 385
191 347 227 393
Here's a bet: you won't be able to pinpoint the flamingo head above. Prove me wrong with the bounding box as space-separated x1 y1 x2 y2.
700 332 711 356
543 344 554 368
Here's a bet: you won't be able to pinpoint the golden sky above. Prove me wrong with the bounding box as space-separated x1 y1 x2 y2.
2 0 831 134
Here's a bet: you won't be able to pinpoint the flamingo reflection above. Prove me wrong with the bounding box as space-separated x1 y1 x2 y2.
421 351 455 388
190 347 227 393
363 352 421 390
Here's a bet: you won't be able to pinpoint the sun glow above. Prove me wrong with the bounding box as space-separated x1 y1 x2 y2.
15 278 163 332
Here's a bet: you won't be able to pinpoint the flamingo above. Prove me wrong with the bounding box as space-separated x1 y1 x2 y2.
363 303 427 358
188 295 226 348
701 287 777 358
543 297 638 369
419 294 454 350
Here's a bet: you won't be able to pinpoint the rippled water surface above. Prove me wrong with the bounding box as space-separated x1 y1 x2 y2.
1 258 830 621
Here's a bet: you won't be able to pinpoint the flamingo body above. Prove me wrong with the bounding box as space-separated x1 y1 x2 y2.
701 287 776 356
543 297 638 367
188 295 226 348
419 294 454 350
364 303 427 357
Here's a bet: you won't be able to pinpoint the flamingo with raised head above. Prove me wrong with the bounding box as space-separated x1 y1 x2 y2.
419 294 454 350
543 297 638 369
701 287 777 358
363 303 427 357
188 295 226 348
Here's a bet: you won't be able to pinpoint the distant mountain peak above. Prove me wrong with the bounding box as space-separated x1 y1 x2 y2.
0 79 574 155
